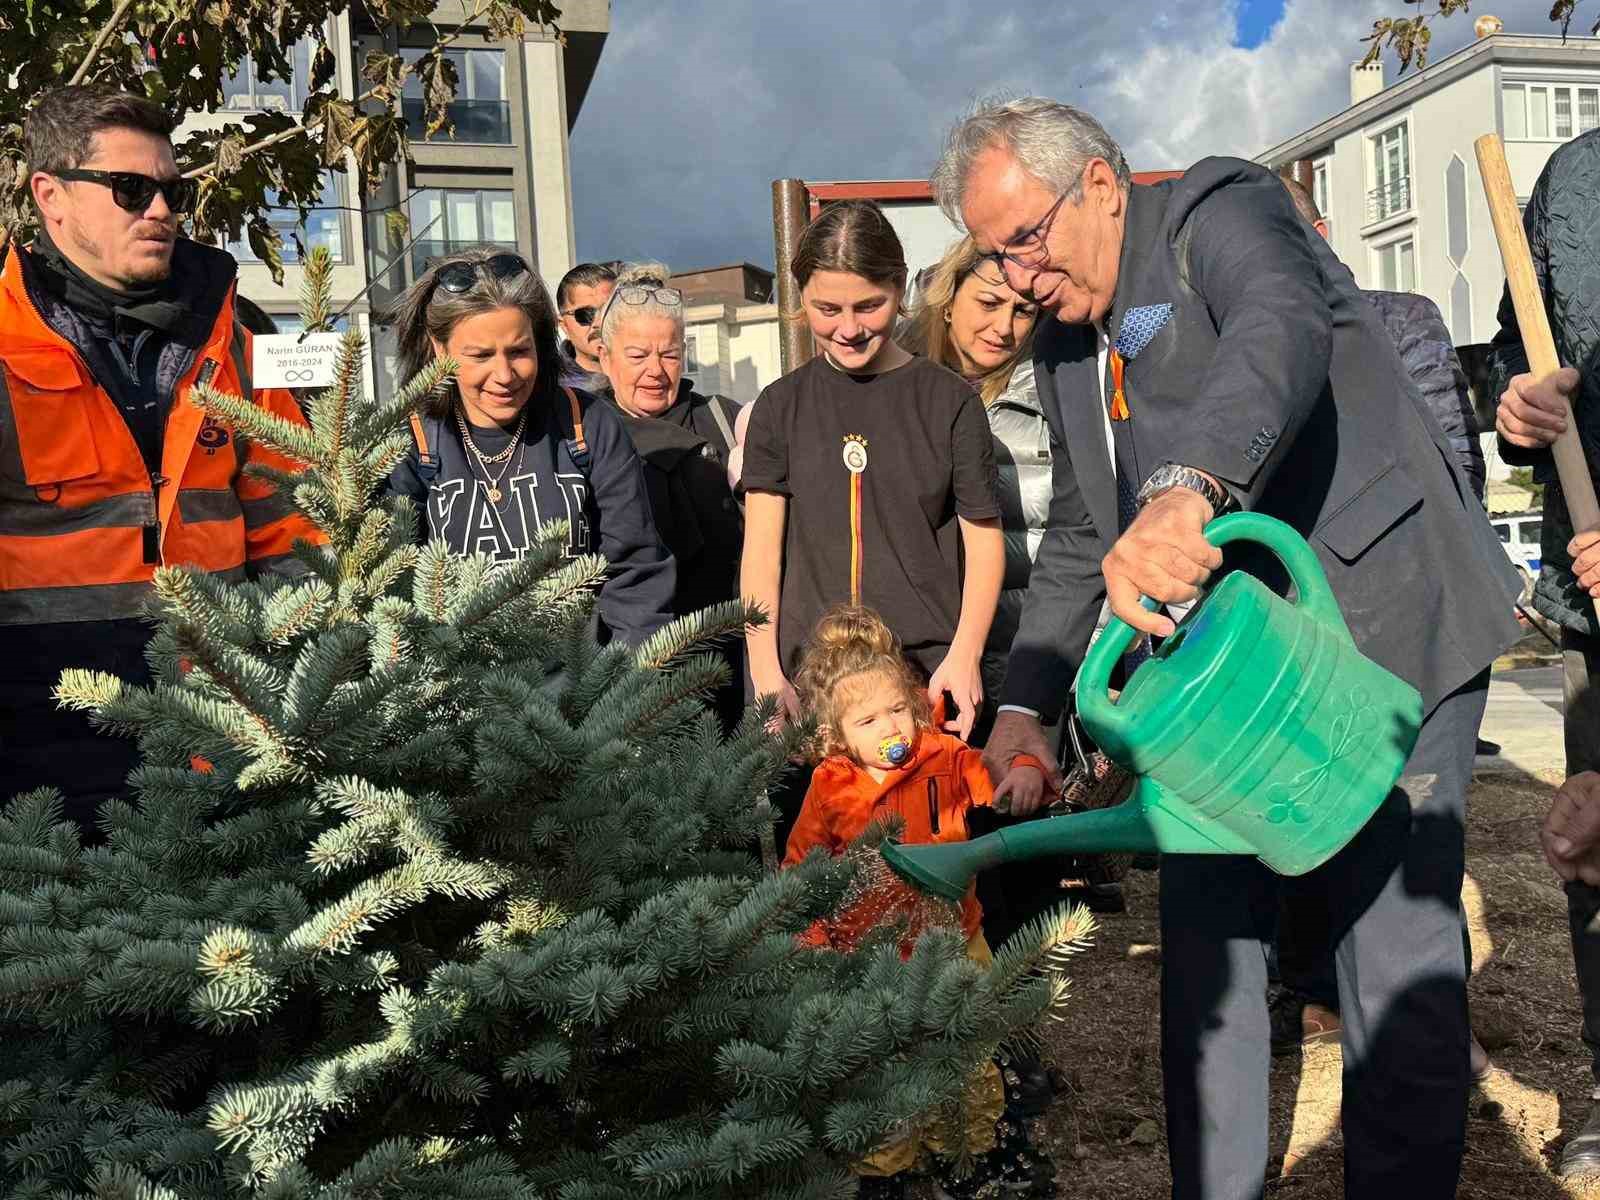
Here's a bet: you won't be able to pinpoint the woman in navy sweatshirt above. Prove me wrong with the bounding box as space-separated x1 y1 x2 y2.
386 247 675 647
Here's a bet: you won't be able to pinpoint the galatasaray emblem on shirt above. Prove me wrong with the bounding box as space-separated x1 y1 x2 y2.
841 435 868 474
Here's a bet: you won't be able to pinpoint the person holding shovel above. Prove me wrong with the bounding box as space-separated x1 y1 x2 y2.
1489 128 1600 1182
932 96 1522 1198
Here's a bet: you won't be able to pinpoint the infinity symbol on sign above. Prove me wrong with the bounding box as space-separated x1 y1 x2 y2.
283 368 319 383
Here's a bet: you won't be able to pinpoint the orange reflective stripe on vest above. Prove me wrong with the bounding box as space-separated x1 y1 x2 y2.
0 244 309 626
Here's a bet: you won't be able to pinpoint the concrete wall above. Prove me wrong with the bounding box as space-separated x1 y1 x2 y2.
884 202 965 275
523 35 576 298
685 302 782 404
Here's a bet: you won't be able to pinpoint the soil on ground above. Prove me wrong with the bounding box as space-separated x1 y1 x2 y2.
981 767 1591 1199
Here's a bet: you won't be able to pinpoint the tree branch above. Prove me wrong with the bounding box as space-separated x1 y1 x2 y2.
69 0 139 87
181 0 496 182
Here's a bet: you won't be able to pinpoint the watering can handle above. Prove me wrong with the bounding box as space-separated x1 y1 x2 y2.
1075 512 1348 741
1202 511 1346 633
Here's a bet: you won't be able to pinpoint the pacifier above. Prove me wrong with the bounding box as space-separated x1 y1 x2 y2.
878 734 912 767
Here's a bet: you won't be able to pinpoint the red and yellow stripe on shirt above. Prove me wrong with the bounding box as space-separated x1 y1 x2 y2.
842 435 869 605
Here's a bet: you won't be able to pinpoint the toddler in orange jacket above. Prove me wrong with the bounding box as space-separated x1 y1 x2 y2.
781 605 1059 1195
784 604 1050 950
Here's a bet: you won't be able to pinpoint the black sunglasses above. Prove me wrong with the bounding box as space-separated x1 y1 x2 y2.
563 305 598 326
55 169 195 215
434 253 530 295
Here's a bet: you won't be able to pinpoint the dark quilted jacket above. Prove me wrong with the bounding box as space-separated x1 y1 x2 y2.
1489 130 1600 637
1365 289 1484 503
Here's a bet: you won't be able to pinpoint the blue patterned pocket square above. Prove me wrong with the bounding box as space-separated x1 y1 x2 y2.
1114 303 1173 360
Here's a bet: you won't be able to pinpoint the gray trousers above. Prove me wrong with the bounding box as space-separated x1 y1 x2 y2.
1561 628 1600 1086
1160 674 1487 1199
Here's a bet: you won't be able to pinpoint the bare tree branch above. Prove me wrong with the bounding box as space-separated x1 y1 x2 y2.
68 0 139 87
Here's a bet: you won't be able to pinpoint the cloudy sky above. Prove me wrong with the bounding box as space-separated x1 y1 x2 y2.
569 0 1579 271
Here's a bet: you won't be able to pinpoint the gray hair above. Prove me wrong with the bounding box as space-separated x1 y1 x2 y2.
930 95 1130 224
597 261 685 351
387 245 562 418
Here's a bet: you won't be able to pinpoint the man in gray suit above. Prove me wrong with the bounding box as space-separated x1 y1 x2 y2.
931 97 1522 1198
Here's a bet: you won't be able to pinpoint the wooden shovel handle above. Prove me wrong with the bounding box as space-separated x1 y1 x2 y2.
1474 132 1600 534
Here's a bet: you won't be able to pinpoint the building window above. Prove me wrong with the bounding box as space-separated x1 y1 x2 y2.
408 187 517 276
1374 236 1416 293
401 48 511 143
1367 121 1411 223
223 42 312 112
1503 82 1600 141
229 172 345 265
1312 160 1332 236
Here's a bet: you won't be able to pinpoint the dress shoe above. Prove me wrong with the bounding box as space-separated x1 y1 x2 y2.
1268 988 1340 1057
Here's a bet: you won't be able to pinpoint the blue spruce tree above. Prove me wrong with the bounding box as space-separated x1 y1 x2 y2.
0 250 1091 1199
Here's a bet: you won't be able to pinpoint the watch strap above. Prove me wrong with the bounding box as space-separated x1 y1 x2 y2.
1137 464 1234 514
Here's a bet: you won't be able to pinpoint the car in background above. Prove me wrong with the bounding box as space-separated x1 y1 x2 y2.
1491 511 1542 579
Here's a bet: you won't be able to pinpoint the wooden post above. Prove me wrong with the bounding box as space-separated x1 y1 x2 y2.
771 179 813 374
1474 133 1600 543
1292 158 1315 194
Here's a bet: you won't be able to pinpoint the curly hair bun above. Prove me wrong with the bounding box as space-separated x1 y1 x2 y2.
807 605 899 658
795 605 931 760
614 261 671 289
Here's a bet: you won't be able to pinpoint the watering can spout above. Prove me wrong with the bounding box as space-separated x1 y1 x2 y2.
882 780 1253 902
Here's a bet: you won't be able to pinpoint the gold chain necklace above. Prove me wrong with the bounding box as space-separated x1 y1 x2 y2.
456 404 528 504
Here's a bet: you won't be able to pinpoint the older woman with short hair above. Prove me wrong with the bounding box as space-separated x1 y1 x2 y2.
385 246 675 647
597 262 745 727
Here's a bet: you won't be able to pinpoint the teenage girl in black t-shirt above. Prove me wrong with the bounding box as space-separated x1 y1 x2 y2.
740 201 1004 749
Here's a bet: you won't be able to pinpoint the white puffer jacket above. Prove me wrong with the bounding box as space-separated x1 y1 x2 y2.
981 359 1053 698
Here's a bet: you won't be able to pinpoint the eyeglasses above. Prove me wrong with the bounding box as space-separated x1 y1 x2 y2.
981 184 1075 276
596 282 683 329
616 284 682 307
562 305 599 327
434 253 530 295
54 169 195 215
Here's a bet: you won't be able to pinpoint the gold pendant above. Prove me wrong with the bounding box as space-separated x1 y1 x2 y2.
487 486 503 503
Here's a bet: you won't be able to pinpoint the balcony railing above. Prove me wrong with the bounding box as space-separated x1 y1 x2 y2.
410 238 519 277
402 98 513 144
1366 177 1412 224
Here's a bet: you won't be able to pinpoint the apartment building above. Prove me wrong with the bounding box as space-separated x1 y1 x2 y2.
189 2 609 393
1255 24 1600 496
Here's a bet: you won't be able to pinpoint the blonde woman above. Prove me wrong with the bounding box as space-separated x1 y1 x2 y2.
904 239 1099 1074
903 237 1045 724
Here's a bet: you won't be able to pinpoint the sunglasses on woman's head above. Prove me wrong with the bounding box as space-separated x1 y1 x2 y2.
54 169 196 215
434 253 530 295
595 281 683 329
616 284 682 307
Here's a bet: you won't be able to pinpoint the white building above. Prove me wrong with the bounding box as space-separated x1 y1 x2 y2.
683 302 782 405
1255 27 1600 497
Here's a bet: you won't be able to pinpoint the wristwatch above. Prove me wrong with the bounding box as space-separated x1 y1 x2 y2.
1136 464 1237 515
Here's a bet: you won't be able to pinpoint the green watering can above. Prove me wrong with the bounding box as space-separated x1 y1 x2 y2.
882 512 1424 902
